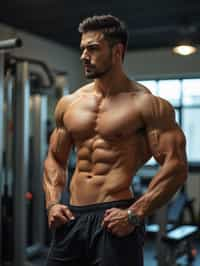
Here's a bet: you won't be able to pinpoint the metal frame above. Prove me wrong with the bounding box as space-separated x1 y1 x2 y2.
31 95 47 247
0 54 4 185
155 205 168 266
13 62 30 266
0 52 4 266
1 52 63 264
4 68 13 197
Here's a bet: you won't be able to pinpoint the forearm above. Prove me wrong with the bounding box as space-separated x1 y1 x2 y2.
130 160 187 219
43 156 67 209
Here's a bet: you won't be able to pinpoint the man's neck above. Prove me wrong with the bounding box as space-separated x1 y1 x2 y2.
94 70 130 97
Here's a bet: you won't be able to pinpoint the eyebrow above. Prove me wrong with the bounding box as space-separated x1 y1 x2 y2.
80 42 100 49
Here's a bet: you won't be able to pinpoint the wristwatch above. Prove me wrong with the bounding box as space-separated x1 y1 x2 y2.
127 209 141 226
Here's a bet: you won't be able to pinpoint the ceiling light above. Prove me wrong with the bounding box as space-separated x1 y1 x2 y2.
172 44 197 56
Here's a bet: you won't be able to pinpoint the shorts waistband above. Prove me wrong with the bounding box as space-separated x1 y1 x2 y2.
68 198 136 214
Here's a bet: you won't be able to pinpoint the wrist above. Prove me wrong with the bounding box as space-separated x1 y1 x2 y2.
127 209 143 226
47 201 60 215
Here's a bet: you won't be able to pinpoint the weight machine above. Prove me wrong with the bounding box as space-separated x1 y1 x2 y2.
0 38 69 266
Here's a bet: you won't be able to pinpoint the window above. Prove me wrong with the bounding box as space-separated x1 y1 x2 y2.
182 108 200 162
182 79 200 106
138 78 200 165
158 80 181 107
139 80 158 95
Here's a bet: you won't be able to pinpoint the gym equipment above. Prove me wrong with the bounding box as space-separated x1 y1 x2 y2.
11 55 56 265
161 225 199 266
0 51 4 266
147 190 199 266
146 188 197 234
133 174 199 266
0 38 22 50
1 41 69 265
0 38 23 266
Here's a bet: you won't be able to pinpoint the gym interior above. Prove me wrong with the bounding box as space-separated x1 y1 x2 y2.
0 2 200 266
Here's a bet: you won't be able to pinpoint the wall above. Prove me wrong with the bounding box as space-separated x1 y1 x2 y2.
0 23 85 91
124 47 200 80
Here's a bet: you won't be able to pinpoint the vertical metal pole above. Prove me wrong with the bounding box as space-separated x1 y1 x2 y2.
55 74 69 98
4 69 13 196
0 53 4 185
31 95 47 246
156 205 168 266
13 62 30 266
0 52 4 266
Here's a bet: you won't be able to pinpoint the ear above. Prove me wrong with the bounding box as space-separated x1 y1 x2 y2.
113 43 124 61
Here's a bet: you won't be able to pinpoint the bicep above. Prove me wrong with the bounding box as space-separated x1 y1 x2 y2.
147 125 187 165
142 95 187 165
48 95 73 166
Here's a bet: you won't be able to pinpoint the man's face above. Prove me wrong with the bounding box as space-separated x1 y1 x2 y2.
80 31 113 79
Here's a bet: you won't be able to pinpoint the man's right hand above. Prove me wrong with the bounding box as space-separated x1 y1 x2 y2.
48 204 75 229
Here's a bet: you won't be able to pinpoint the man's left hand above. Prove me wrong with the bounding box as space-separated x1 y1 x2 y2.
102 208 135 237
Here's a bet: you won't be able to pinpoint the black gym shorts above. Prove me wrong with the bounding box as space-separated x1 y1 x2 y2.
45 198 145 266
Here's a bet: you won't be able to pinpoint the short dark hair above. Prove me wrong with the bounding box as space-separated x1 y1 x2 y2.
78 14 128 58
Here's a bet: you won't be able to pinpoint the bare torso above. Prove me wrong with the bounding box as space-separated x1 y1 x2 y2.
63 82 152 205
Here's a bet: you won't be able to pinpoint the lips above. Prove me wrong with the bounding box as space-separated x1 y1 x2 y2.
84 64 94 72
84 64 92 68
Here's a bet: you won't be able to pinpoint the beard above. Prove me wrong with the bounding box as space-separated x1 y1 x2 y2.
83 50 113 79
84 63 112 79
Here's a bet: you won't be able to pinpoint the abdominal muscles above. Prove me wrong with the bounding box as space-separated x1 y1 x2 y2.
69 135 143 204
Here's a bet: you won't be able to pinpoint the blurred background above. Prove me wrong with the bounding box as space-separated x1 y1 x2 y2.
0 1 200 265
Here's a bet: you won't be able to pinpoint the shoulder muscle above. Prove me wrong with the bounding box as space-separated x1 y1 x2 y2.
141 94 176 130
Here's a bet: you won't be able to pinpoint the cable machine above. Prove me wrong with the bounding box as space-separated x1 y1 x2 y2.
0 38 22 265
0 39 69 266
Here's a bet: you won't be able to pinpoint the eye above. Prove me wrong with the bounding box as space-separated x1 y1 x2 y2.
88 45 99 51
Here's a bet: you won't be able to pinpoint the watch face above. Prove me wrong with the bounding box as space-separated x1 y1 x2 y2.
128 211 140 226
130 215 138 224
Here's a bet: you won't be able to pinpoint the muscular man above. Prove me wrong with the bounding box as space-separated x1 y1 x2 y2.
43 15 187 266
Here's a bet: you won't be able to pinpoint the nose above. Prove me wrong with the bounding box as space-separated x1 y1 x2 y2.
80 49 90 61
